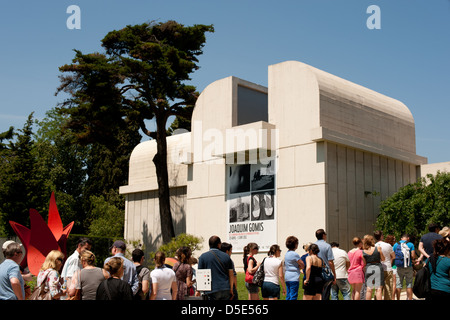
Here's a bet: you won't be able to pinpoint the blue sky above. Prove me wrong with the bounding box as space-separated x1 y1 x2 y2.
0 0 449 164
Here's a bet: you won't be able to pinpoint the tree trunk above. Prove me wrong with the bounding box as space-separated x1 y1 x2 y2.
153 113 176 244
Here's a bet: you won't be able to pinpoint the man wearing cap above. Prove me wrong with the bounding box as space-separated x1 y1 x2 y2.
104 240 139 295
0 241 25 300
61 237 93 284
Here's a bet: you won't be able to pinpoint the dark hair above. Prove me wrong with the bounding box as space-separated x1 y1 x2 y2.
330 242 339 248
132 248 145 263
220 242 232 253
285 236 298 250
352 237 362 246
243 242 259 258
77 237 92 248
315 229 326 240
373 230 383 241
309 243 320 255
433 238 450 257
385 235 396 246
428 223 441 232
209 236 221 249
268 244 280 256
177 246 192 263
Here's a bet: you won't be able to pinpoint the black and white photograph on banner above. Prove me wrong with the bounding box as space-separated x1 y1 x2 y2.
228 164 251 195
250 161 275 192
251 191 275 221
228 193 251 223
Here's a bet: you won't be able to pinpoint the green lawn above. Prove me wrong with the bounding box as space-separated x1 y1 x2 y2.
235 272 354 300
235 272 305 300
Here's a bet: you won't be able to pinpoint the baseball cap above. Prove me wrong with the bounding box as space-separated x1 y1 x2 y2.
110 240 126 251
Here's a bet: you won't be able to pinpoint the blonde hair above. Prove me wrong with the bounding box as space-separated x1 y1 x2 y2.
104 257 123 276
80 249 96 266
363 235 375 250
41 250 65 271
303 242 313 251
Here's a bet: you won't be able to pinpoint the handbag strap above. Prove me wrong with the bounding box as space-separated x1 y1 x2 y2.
210 250 227 274
260 257 266 268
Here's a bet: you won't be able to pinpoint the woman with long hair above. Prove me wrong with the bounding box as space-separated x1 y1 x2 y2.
173 246 194 300
243 242 261 300
362 234 385 300
427 238 450 301
150 251 178 300
347 237 365 300
36 250 66 300
261 244 286 300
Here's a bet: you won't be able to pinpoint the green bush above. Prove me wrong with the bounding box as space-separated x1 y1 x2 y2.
376 171 450 243
147 233 203 269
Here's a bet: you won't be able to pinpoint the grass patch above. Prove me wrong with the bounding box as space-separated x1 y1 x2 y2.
235 272 305 300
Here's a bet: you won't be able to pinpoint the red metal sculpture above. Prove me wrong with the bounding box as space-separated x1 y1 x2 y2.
9 192 74 275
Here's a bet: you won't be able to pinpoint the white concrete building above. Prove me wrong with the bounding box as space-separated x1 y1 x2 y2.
120 60 435 267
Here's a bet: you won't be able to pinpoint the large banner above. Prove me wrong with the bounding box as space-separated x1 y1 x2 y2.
227 160 276 252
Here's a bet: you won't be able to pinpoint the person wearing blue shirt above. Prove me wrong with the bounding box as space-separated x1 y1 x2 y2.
284 236 304 300
427 238 450 301
0 242 25 300
392 234 417 300
104 240 139 295
197 236 234 300
315 229 335 300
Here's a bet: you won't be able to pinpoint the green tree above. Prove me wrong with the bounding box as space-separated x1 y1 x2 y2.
34 108 89 233
376 171 450 242
0 114 44 236
57 20 214 244
55 49 142 223
87 194 124 238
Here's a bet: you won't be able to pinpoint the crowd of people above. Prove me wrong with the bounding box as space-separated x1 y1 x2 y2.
0 223 448 301
235 224 449 301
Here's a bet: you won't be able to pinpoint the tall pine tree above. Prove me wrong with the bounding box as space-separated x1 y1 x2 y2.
57 21 214 243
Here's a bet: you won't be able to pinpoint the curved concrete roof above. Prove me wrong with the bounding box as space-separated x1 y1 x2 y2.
120 132 191 194
268 61 422 161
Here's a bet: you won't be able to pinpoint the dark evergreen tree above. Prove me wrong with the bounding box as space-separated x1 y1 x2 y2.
57 20 214 243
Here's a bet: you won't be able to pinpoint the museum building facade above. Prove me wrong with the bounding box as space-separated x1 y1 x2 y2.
119 60 433 267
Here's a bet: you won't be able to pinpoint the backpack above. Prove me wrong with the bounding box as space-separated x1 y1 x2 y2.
394 241 410 267
133 265 149 300
413 262 431 298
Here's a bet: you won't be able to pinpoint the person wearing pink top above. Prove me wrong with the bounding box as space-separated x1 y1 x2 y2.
347 237 365 300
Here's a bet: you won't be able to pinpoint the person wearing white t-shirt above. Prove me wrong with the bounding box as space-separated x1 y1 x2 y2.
261 245 286 300
150 251 177 300
374 230 395 300
330 242 351 300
